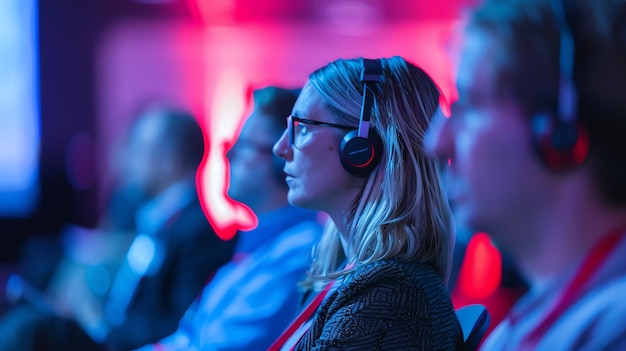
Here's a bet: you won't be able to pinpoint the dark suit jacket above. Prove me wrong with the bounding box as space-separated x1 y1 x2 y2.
104 195 238 350
0 194 237 351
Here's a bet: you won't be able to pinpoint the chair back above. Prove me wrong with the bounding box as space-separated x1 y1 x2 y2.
456 304 490 351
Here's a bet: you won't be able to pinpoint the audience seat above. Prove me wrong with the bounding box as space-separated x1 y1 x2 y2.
456 304 490 351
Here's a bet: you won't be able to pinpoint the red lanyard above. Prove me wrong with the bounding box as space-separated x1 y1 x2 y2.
267 280 336 351
519 228 625 349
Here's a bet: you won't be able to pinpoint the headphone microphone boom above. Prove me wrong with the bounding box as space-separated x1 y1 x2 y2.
339 59 384 177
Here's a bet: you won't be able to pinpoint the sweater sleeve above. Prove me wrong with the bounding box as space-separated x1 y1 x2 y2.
320 286 429 349
297 260 462 351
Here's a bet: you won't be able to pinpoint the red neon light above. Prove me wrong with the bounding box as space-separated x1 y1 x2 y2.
456 232 502 299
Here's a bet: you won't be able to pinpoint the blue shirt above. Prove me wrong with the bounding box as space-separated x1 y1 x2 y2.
136 205 323 351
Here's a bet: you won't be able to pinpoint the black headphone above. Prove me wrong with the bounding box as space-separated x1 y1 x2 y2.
339 59 384 177
530 0 589 170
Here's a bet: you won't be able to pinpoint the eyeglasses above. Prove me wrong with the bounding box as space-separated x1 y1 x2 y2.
288 115 353 148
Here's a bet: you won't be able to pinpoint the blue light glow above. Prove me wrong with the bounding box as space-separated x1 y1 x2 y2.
0 0 40 216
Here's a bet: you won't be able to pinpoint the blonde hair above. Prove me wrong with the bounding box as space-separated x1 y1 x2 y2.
302 56 454 290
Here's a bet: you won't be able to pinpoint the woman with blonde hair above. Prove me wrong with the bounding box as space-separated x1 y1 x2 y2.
270 56 462 350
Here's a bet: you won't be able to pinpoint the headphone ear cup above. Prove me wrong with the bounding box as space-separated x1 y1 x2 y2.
339 129 383 177
551 122 578 151
531 112 588 170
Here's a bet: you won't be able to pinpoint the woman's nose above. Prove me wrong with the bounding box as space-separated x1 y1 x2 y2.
273 129 290 159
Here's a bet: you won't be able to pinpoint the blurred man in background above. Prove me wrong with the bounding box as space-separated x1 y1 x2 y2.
0 105 237 350
137 86 323 351
426 0 626 349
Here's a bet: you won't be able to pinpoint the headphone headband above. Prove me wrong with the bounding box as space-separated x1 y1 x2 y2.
339 58 384 177
530 0 589 170
550 0 578 126
361 59 383 83
358 59 382 138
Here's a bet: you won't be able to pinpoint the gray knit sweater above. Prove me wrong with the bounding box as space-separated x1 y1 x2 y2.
294 259 463 351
